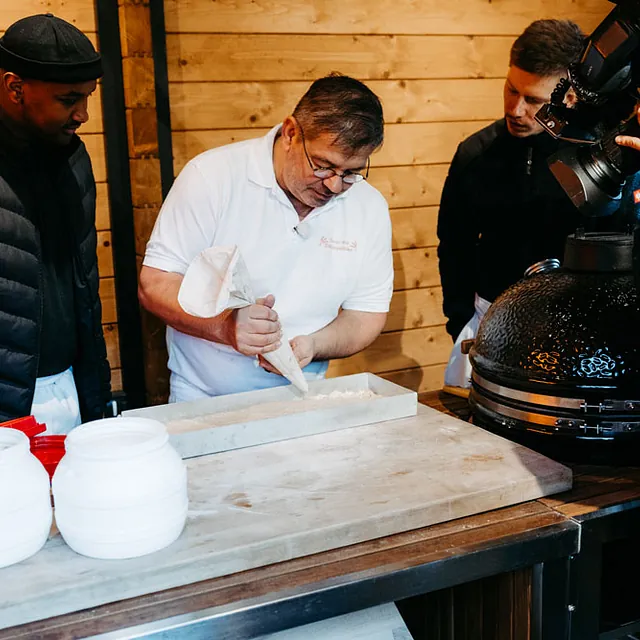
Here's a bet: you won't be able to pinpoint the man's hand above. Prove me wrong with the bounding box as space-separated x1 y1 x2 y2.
229 294 281 356
616 107 640 151
290 335 315 369
257 334 316 375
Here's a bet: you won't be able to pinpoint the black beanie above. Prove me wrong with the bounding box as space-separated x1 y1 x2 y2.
0 13 103 83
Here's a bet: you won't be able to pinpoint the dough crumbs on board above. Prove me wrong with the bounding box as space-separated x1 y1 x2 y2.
168 389 380 433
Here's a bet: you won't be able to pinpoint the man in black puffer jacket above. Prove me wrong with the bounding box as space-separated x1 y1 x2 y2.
0 14 111 431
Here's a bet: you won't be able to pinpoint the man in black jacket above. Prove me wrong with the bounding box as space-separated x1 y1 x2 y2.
437 19 625 388
0 14 111 431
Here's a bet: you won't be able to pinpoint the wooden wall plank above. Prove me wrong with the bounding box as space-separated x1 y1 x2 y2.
168 160 449 209
171 120 493 174
394 247 440 291
168 79 503 131
369 165 449 209
82 133 107 183
391 206 438 250
378 364 446 394
167 34 513 83
111 368 123 393
0 2 96 31
97 231 114 278
164 0 607 36
95 183 111 231
326 324 451 375
386 287 445 333
81 84 103 134
381 121 493 166
103 323 121 369
99 277 117 325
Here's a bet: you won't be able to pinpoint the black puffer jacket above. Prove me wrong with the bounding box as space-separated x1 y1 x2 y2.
0 123 111 422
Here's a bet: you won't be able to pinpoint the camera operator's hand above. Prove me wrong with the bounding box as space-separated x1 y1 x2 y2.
615 108 640 151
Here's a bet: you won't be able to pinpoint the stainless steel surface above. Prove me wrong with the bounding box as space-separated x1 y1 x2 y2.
82 520 580 639
472 372 586 410
524 258 561 278
472 393 586 429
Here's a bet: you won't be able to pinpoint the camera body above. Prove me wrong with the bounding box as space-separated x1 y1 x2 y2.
534 0 640 215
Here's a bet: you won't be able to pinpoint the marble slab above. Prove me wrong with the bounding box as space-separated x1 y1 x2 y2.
0 405 571 630
123 373 418 458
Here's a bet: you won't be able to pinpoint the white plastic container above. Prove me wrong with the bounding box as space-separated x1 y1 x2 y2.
0 428 53 568
52 417 188 559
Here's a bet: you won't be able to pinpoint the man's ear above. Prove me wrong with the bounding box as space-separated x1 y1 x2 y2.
280 116 297 151
2 72 25 104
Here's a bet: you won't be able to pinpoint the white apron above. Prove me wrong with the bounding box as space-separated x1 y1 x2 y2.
444 295 491 389
30 367 82 435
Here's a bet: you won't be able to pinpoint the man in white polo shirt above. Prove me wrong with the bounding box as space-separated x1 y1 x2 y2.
139 74 393 401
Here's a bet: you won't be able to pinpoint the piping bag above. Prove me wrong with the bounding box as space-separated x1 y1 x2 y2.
177 245 309 394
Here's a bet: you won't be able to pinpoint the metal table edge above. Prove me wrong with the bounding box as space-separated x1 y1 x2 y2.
75 519 580 640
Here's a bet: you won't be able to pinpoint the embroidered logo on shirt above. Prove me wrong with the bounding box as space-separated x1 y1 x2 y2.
634 189 640 204
319 237 358 252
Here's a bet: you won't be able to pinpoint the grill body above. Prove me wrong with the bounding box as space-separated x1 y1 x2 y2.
469 233 640 463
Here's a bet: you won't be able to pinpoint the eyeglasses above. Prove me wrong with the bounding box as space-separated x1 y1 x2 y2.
298 122 370 184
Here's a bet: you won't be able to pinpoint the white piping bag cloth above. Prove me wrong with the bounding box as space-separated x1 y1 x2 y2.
177 246 309 394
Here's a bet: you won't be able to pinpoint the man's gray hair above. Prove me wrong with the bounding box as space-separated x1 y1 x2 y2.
293 72 384 151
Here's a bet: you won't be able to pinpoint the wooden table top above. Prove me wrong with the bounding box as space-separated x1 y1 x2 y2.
2 390 637 639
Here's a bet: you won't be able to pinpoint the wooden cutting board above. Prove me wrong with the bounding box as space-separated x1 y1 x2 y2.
0 406 571 629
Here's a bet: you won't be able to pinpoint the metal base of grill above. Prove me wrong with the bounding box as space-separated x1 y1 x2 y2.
470 371 640 465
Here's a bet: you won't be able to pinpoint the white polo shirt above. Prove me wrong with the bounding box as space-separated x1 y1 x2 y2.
144 125 393 399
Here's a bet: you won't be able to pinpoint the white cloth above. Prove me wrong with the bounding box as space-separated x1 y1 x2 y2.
443 295 491 389
143 125 393 398
30 367 82 435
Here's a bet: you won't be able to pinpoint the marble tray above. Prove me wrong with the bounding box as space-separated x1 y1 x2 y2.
123 373 418 458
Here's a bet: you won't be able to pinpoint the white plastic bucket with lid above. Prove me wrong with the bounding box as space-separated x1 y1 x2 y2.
52 417 188 559
0 428 53 568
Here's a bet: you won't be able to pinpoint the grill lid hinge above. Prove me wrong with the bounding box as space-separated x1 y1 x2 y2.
580 399 640 413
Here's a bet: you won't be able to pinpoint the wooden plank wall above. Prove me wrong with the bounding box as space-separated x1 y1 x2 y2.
164 0 609 394
0 1 122 392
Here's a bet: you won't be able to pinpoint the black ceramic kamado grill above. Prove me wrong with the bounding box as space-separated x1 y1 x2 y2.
468 231 640 464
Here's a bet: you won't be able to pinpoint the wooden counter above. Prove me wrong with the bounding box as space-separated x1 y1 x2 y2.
2 391 639 640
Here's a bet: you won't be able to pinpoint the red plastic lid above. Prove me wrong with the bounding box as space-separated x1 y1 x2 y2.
31 435 66 450
0 416 46 438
